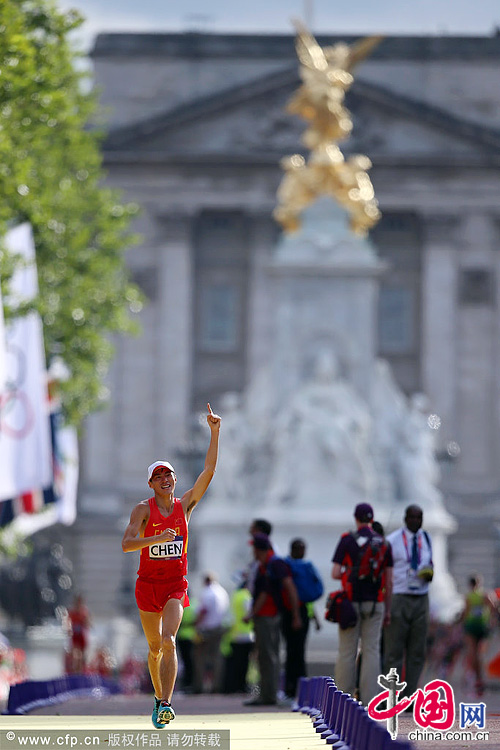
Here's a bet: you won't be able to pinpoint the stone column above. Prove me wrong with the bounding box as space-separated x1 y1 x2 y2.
421 214 459 449
455 213 497 491
154 213 194 461
245 212 279 384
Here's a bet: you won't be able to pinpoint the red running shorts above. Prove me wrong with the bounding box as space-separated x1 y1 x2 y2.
135 577 189 613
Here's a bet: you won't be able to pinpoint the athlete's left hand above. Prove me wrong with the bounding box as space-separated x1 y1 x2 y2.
207 402 221 431
156 528 176 542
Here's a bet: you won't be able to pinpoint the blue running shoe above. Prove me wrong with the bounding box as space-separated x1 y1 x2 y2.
151 697 165 729
157 700 176 724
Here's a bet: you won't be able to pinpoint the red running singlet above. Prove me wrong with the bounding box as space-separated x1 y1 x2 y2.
137 497 188 583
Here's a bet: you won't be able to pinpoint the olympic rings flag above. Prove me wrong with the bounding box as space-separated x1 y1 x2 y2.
0 223 52 501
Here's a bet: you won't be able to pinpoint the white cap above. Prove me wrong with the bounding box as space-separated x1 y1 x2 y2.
147 461 176 482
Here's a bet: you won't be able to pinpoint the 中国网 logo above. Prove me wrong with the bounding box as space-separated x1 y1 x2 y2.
367 669 487 742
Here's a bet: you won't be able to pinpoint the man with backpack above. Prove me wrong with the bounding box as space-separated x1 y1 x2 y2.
331 503 393 705
283 538 324 700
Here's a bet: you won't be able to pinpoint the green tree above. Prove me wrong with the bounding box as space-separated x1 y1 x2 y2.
0 0 142 424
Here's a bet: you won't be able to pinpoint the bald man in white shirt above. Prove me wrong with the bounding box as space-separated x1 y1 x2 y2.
383 505 433 699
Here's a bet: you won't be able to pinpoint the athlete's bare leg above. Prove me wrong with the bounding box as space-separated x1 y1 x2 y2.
139 597 185 702
139 609 163 699
160 597 184 702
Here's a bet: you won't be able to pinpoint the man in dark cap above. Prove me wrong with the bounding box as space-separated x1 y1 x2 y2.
243 533 301 706
331 503 393 705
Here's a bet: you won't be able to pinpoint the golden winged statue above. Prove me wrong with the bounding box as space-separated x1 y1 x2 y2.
274 21 383 235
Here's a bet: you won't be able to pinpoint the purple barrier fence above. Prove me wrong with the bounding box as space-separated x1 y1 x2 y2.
297 676 415 750
318 685 337 740
6 674 121 715
295 676 309 711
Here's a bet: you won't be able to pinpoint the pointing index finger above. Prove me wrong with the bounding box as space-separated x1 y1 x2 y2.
207 402 213 415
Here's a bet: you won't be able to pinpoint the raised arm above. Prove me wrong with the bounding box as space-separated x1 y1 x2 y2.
181 403 221 520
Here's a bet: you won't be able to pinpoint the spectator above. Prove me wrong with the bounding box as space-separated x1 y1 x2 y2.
66 594 91 674
120 653 145 694
355 519 387 697
177 591 197 693
283 538 323 699
332 503 393 705
221 572 254 694
384 504 433 699
90 646 115 678
193 573 229 693
247 519 275 596
0 634 28 700
243 533 301 707
462 573 497 696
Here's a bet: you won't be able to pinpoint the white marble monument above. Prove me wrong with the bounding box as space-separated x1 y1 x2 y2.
193 199 460 637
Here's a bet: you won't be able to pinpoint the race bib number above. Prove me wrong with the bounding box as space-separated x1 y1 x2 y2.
149 535 184 560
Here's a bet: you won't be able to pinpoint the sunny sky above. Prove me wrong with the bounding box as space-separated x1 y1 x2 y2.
56 0 500 51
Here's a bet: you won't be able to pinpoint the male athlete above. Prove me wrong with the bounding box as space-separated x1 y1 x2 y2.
122 403 221 727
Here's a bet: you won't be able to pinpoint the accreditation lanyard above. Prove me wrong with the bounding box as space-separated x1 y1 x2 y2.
402 530 422 566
